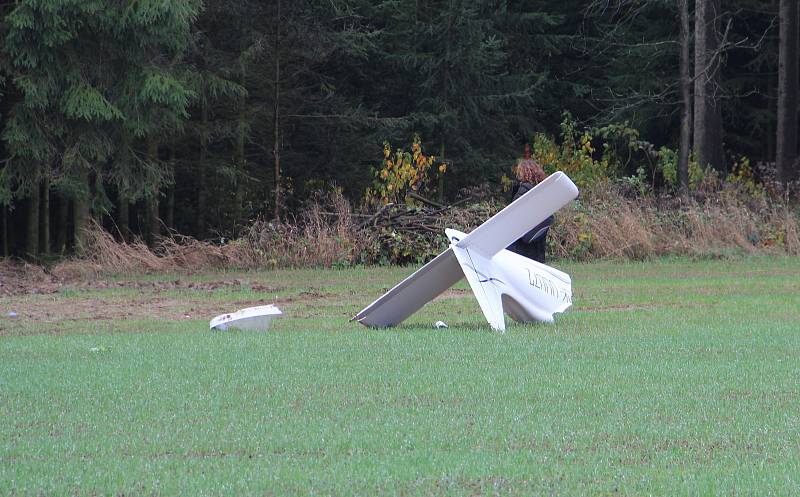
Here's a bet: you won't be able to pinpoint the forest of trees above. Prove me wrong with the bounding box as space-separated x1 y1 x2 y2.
0 0 798 259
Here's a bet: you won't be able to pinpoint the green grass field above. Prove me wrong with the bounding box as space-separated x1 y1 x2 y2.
2 256 800 496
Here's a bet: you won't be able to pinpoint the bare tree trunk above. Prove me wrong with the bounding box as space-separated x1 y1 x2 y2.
73 170 90 254
165 188 174 232
2 204 8 257
25 177 40 259
146 196 159 246
693 0 710 169
146 136 160 246
118 194 129 242
56 193 68 253
777 0 798 184
235 61 247 230
439 1 452 204
678 0 692 193
273 0 282 222
438 143 446 202
197 96 208 238
166 142 176 231
40 176 50 256
692 0 724 171
767 64 776 162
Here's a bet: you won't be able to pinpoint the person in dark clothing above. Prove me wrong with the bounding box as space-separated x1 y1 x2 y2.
507 147 552 263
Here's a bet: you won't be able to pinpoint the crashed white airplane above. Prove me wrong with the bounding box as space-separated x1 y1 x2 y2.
354 171 580 331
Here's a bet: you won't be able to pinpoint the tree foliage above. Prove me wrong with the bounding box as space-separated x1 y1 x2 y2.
0 0 795 258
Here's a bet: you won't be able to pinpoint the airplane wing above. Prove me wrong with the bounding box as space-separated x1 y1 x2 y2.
454 171 579 257
354 247 464 327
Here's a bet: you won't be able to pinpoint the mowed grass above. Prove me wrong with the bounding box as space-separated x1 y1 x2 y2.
1 256 800 496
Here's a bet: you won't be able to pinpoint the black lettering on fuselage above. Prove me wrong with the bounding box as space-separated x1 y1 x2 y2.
526 268 572 303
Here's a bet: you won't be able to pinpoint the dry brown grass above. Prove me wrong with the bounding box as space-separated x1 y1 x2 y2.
51 191 369 277
49 186 799 277
552 184 800 260
237 190 368 268
52 226 166 279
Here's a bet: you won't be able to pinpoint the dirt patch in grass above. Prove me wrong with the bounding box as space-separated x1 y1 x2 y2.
0 270 348 335
0 260 65 296
2 293 289 334
437 288 472 299
83 279 285 293
297 290 335 299
1 259 286 297
576 302 712 312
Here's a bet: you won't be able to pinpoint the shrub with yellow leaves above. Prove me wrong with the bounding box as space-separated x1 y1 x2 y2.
727 156 766 197
365 135 445 206
526 113 613 191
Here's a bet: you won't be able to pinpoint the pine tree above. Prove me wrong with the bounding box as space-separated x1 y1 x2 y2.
364 0 545 191
1 0 202 252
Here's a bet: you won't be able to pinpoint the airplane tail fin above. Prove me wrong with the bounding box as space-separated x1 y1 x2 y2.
450 245 506 331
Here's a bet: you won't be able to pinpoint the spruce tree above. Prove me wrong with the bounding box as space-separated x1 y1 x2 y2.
1 0 202 252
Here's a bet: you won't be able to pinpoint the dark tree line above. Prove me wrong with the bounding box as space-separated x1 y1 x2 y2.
0 0 797 258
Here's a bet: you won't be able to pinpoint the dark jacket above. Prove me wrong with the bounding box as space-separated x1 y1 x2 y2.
507 180 553 262
512 180 534 200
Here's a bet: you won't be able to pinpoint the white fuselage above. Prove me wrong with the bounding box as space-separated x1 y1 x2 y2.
446 228 572 329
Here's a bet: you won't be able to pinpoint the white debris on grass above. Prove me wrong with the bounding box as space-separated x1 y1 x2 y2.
210 304 283 331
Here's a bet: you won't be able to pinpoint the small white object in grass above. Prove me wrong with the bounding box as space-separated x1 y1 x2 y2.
210 304 283 331
434 320 448 329
7 311 17 318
